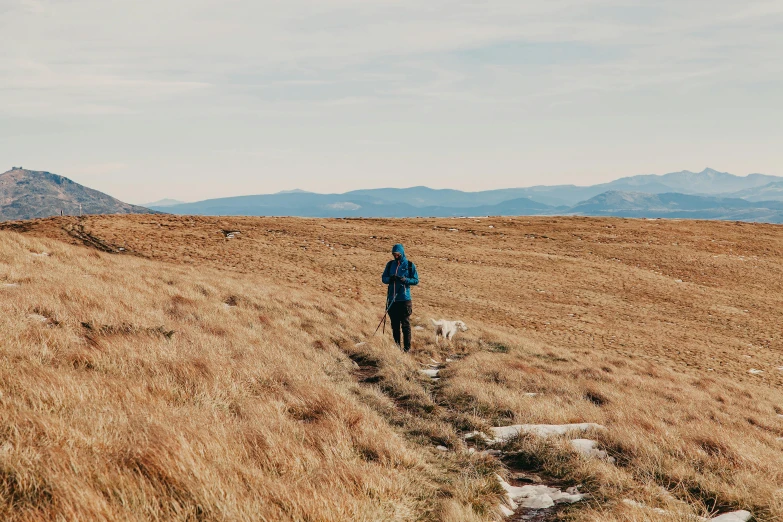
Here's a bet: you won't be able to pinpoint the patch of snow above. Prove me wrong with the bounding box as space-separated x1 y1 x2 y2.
354 342 366 347
525 393 538 397
28 314 49 323
420 369 439 378
31 252 49 257
448 228 458 232
496 474 585 513
488 225 495 228
675 279 683 283
414 326 424 330
436 445 448 452
570 439 615 463
623 497 739 520
711 511 752 522
499 504 515 516
326 202 361 210
466 423 605 444
748 369 763 375
3 283 19 287
777 367 783 371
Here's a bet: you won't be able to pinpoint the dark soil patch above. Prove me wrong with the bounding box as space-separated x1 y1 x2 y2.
348 353 381 384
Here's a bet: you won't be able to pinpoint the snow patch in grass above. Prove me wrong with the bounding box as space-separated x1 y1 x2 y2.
711 511 752 522
496 475 585 513
623 500 751 522
28 314 49 323
466 423 605 444
570 439 615 463
420 369 439 378
748 369 763 375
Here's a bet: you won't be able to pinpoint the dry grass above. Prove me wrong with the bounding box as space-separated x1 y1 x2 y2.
2 214 783 521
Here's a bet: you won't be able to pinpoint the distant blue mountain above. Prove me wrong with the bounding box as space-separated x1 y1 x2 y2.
151 167 783 223
155 192 555 218
142 198 186 207
725 181 783 202
569 191 783 222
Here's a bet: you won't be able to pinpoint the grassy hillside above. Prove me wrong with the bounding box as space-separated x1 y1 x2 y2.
0 169 156 221
2 215 783 521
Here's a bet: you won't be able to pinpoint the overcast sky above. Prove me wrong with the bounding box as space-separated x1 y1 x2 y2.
2 0 781 203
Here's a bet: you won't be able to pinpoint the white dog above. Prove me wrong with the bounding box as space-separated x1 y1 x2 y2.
430 319 468 345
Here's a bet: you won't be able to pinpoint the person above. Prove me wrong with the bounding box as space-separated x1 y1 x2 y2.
381 244 419 352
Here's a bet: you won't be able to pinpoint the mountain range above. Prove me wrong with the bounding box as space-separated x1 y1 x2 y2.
149 168 783 223
3 166 783 223
0 168 155 221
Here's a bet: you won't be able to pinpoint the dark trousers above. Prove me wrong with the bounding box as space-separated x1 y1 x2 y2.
388 300 413 352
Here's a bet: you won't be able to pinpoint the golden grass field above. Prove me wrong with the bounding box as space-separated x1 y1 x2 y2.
1 214 782 522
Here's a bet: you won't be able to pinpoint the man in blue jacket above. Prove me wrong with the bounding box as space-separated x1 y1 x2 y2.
381 243 419 352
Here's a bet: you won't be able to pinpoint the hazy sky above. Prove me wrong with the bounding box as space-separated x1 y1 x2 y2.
2 0 782 203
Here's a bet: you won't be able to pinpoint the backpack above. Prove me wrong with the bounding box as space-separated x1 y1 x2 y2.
406 259 415 281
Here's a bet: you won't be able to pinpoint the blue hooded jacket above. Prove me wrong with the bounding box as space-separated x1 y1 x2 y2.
382 244 419 305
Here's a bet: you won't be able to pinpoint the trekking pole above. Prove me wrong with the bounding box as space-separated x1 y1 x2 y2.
372 264 400 337
372 293 395 337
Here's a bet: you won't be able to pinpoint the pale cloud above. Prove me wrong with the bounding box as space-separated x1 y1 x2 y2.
1 0 781 202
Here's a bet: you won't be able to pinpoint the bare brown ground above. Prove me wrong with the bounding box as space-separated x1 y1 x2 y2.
2 214 783 521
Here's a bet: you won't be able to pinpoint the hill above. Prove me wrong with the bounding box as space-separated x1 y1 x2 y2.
152 191 556 218
614 168 781 195
569 191 783 222
141 198 186 207
2 214 782 521
726 181 783 202
0 168 157 221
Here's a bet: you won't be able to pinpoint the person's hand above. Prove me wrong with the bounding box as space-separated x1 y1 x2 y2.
399 277 408 284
